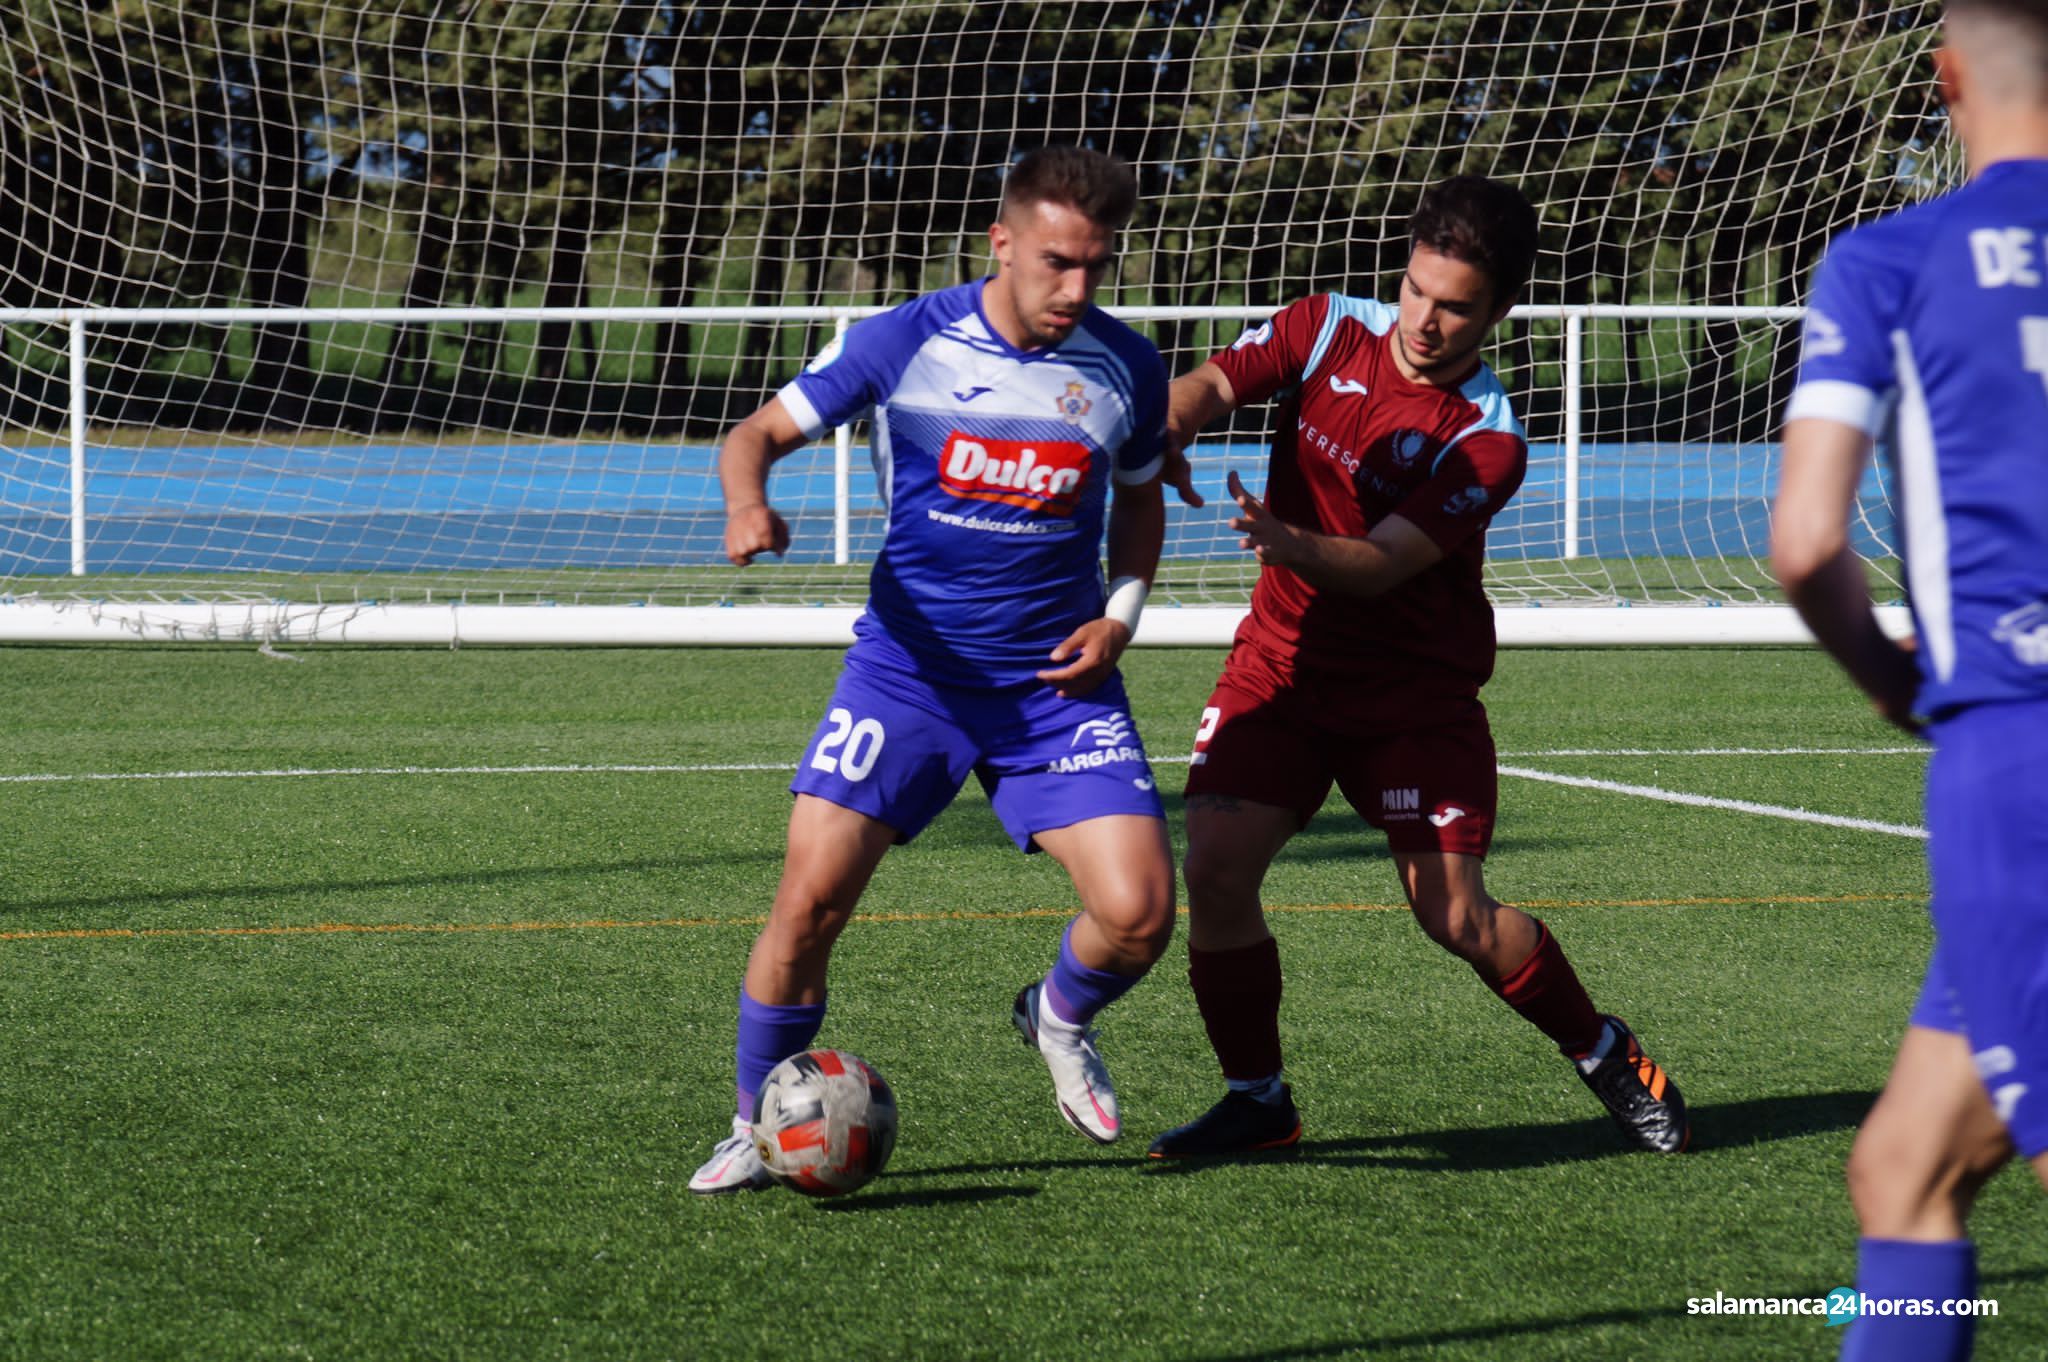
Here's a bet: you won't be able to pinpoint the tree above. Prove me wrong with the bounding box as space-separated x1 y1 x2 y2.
0 0 1950 442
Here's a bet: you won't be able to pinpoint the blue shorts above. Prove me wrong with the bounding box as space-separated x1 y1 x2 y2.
788 641 1165 852
1906 699 2048 1157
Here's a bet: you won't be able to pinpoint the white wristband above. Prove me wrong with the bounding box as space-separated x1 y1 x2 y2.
1104 575 1149 637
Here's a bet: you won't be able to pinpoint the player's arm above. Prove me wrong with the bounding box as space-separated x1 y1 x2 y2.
718 398 810 566
1158 361 1240 508
1039 476 1164 698
1771 417 1920 732
725 308 896 566
1223 470 1444 596
1168 298 1330 508
1105 473 1167 598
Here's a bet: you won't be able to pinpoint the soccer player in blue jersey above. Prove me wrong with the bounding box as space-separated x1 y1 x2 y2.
690 147 1176 1192
1773 2 2048 1355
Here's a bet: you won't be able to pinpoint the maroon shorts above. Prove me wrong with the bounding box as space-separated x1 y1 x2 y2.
1181 643 1497 857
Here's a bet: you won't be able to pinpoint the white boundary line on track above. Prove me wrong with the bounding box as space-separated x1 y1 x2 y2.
1496 764 1927 840
0 746 1927 787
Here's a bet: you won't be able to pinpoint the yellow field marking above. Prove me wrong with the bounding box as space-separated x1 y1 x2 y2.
0 916 732 943
0 891 1930 946
1477 892 1923 911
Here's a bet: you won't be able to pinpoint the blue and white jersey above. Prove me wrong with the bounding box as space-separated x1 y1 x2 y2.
778 279 1167 687
1787 158 2048 716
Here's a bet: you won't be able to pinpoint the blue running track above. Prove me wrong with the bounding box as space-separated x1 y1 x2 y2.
0 441 1894 574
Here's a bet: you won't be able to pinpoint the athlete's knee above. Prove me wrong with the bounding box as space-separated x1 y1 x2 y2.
1411 891 1499 961
1846 1114 2001 1236
1846 1120 1944 1234
1183 837 1262 913
1087 877 1176 964
758 911 848 974
1185 851 1271 945
759 871 861 965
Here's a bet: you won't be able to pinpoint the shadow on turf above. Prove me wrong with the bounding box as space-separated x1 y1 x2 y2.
1175 1266 2048 1361
0 849 786 917
896 1090 1878 1182
815 1184 1038 1213
1150 794 1562 865
1276 827 1558 865
1142 1089 1879 1174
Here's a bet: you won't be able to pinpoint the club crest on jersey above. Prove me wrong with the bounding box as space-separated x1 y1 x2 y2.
1391 429 1430 469
940 432 1091 515
1057 381 1092 423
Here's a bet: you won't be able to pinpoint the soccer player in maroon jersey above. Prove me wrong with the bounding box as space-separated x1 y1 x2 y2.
1148 175 1690 1158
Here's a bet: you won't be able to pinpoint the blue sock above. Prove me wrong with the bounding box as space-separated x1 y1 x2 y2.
734 990 825 1122
1839 1237 1977 1362
1042 918 1146 1026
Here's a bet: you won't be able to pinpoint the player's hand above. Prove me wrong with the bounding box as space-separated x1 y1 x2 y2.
724 503 790 566
1870 634 1925 737
1872 693 1924 737
1037 618 1132 698
1226 469 1304 568
1161 435 1205 508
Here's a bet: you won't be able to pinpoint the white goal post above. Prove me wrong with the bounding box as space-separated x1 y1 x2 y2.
0 300 1907 647
1 1 1946 647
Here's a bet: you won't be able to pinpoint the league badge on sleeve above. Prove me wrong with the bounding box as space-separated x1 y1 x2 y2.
1442 485 1491 516
1800 309 1846 361
804 332 847 373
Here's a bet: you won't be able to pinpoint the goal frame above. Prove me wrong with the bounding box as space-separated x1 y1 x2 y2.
0 301 1883 648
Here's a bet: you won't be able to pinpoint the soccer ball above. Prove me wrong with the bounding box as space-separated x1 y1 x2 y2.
752 1048 898 1197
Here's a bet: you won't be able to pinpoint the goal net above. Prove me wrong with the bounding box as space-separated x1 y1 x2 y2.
0 2 1945 644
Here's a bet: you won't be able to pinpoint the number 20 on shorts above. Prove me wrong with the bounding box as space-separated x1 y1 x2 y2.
811 707 886 782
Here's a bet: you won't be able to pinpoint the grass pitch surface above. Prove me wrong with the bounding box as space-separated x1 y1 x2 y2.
0 646 2038 1360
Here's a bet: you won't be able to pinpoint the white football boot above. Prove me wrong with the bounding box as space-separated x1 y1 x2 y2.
1012 980 1121 1144
688 1113 774 1194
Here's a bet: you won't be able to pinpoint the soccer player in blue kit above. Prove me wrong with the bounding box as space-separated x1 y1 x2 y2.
690 147 1176 1192
1773 2 2048 1355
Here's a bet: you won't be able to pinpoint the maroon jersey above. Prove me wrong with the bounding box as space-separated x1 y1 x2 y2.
1210 292 1527 702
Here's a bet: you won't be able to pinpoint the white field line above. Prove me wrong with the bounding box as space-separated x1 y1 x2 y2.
0 762 792 785
1503 746 1926 757
0 746 1924 787
1 753 1923 839
1497 764 1927 840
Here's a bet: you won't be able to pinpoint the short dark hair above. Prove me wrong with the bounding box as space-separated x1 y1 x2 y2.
1949 0 2048 37
1000 147 1139 229
1409 175 1541 306
1947 0 2048 74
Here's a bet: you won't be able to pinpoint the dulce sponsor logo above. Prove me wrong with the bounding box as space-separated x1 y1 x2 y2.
939 432 1091 514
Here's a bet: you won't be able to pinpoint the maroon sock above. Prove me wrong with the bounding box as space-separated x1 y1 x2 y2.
1187 937 1285 1081
1483 919 1605 1057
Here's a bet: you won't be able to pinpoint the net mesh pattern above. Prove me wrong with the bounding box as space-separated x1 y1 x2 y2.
0 2 1944 608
